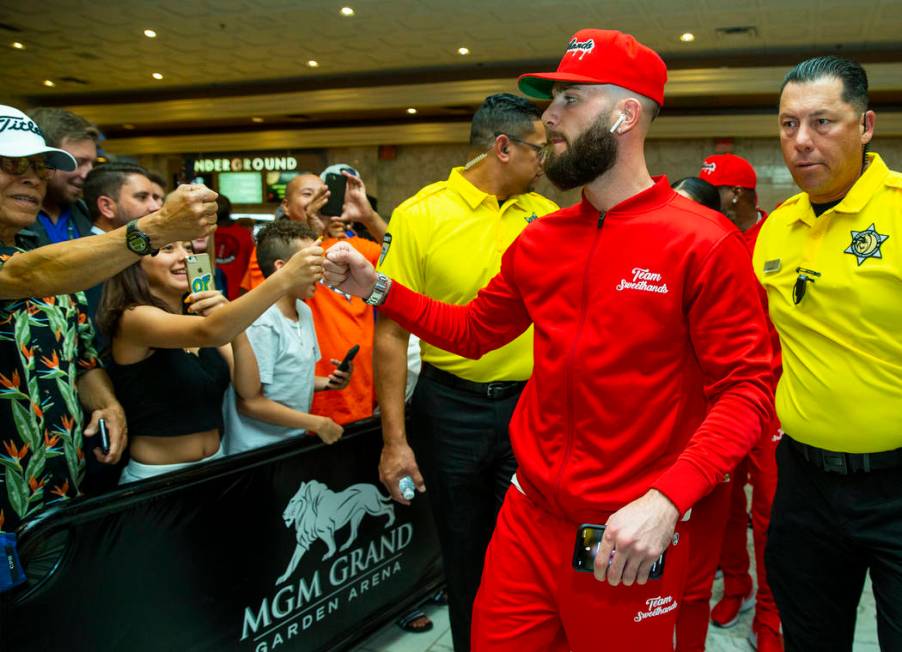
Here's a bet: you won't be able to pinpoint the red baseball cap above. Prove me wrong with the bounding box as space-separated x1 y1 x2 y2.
699 154 757 189
518 29 667 106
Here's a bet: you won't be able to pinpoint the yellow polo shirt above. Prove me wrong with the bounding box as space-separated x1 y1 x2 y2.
378 167 558 382
753 153 902 452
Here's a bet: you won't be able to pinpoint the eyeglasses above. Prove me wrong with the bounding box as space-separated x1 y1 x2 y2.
793 267 821 305
495 133 547 160
0 156 54 180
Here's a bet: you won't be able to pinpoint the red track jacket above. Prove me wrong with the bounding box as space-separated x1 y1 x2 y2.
380 178 775 522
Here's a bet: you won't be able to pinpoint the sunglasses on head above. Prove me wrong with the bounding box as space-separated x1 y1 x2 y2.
0 156 55 180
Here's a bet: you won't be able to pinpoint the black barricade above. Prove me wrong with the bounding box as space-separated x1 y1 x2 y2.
1 419 443 651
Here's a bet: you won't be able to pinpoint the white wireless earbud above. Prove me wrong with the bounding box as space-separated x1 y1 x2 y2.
610 113 627 134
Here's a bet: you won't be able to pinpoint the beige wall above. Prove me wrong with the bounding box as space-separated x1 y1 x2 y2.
327 138 902 219
137 137 901 219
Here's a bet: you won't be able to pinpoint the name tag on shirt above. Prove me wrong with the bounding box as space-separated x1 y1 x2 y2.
763 259 782 274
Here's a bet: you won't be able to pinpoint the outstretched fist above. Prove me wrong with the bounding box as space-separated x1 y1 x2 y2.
324 241 378 298
153 183 219 243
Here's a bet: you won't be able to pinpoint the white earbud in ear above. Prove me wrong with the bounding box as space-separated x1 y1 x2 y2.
610 113 627 134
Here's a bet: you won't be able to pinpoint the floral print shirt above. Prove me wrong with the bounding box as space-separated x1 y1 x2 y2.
0 246 100 532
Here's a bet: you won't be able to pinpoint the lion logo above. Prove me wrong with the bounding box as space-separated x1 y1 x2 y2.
276 480 396 585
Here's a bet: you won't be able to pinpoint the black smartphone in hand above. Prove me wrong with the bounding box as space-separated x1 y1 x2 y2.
97 418 111 455
321 173 347 217
571 523 665 578
573 523 606 572
336 344 360 372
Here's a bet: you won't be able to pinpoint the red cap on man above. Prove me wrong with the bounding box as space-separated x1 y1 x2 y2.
518 29 667 106
699 154 757 189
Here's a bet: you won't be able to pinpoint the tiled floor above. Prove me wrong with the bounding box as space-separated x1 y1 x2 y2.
352 530 880 652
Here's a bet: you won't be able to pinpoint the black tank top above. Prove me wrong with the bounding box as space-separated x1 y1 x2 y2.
109 347 230 438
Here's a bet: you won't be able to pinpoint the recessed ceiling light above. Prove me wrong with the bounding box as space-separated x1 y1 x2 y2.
144 29 157 38
152 72 164 80
11 42 25 50
406 107 417 115
307 59 319 68
680 32 695 42
251 116 264 123
457 47 470 56
340 6 355 16
43 80 56 87
123 124 135 130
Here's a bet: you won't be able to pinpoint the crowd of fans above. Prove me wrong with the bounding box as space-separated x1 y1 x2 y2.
0 28 898 652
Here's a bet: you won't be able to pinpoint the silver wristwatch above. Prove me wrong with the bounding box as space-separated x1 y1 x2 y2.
365 272 392 306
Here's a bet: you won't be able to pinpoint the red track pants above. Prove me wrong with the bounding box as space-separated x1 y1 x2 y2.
675 430 782 651
472 486 690 651
718 432 781 635
675 478 733 651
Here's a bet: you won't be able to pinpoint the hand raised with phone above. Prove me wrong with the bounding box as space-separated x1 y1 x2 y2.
331 173 376 229
186 290 228 316
305 186 332 235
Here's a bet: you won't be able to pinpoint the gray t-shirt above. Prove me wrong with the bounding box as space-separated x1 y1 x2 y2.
223 301 320 454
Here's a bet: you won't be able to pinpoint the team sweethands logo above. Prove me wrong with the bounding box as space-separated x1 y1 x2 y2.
277 480 396 584
616 266 669 294
566 37 595 60
844 223 889 265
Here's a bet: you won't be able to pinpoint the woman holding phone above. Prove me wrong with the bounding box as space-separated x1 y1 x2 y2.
97 237 323 483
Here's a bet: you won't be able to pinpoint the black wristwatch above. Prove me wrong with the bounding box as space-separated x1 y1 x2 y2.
126 219 157 256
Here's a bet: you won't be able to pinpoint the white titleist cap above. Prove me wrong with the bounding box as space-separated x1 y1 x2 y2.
0 105 77 171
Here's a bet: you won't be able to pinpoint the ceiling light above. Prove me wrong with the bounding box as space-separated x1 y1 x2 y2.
251 116 264 123
457 47 470 56
11 42 25 50
307 59 319 68
680 32 695 42
340 6 355 16
152 72 164 80
43 80 56 87
406 108 417 115
144 29 157 38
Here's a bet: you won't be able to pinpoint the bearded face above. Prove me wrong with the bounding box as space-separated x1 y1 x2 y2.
543 111 619 190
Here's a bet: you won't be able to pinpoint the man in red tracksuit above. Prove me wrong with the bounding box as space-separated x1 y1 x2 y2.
677 154 784 652
703 154 783 649
324 29 775 651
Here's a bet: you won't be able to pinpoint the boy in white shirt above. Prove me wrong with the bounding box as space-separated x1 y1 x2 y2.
224 221 350 453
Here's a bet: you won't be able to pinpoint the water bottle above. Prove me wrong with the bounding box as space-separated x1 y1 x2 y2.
399 475 416 500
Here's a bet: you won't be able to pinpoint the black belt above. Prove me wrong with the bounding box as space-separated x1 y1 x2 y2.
420 363 526 400
786 435 902 474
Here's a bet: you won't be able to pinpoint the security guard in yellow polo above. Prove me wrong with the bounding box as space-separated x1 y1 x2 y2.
755 56 902 652
374 94 557 651
755 152 900 453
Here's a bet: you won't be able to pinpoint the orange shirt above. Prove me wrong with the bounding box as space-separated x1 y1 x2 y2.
240 247 265 292
308 237 382 425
